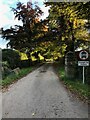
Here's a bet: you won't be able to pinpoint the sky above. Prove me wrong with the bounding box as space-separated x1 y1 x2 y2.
0 0 50 49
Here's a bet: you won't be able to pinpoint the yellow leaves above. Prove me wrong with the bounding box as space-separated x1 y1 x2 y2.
38 54 44 60
73 18 77 29
20 52 28 60
31 56 37 61
75 29 88 40
73 18 89 41
62 37 65 41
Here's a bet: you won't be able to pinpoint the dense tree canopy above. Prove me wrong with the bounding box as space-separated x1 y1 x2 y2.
45 2 90 53
1 1 90 61
2 1 47 51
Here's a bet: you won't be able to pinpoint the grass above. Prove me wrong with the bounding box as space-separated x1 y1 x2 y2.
58 66 90 102
0 67 33 88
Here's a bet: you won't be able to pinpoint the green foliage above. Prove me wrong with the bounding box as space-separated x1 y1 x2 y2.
1 1 45 52
32 41 65 61
58 66 90 100
1 1 90 61
2 49 21 69
45 2 90 53
2 61 11 79
1 67 32 87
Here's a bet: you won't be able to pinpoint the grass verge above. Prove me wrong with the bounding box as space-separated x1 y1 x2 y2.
0 67 33 88
58 66 90 103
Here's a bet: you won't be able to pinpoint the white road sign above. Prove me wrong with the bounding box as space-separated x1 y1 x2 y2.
78 61 89 66
79 50 89 60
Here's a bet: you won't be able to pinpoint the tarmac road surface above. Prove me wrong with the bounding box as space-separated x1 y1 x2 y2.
2 64 88 118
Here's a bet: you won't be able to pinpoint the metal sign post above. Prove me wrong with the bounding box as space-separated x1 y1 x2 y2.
78 62 89 84
83 66 85 84
78 50 89 84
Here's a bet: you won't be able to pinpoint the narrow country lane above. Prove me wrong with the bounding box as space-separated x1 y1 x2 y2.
2 64 88 118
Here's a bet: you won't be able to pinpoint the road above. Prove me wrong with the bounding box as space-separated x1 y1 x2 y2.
2 64 88 118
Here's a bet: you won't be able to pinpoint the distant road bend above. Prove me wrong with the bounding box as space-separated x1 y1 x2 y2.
2 64 88 118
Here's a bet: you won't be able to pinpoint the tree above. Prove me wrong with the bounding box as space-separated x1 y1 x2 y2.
2 1 90 62
1 1 44 51
44 2 90 53
1 1 51 64
2 49 21 69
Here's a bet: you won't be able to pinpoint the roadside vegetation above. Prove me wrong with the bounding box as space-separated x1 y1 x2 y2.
58 65 90 103
1 67 33 88
0 1 90 101
1 48 44 88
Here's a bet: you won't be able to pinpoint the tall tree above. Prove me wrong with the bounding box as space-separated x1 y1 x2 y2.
45 2 90 53
1 1 44 51
1 1 50 63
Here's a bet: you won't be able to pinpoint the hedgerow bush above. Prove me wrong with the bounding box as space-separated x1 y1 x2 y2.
2 49 21 69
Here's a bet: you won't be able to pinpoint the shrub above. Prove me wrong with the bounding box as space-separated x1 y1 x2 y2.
2 61 12 79
2 49 21 69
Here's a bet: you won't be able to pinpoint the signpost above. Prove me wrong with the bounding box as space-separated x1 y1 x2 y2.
78 50 89 84
78 61 89 66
